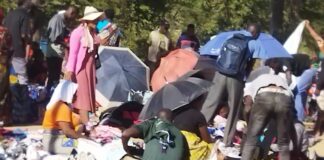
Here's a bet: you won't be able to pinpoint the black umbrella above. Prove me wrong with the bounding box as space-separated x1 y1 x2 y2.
194 55 218 70
178 68 217 82
139 77 213 120
99 101 143 128
96 47 149 105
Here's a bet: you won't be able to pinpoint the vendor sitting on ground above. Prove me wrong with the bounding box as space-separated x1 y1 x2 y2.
42 101 85 139
122 109 190 160
42 80 86 154
173 97 213 160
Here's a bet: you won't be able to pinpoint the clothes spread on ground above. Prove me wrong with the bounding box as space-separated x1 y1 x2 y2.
76 138 126 160
90 125 121 144
213 115 227 130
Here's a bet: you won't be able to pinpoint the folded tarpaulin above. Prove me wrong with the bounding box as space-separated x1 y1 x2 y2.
284 21 306 54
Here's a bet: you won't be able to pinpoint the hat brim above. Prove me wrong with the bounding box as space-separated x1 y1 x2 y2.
80 12 103 21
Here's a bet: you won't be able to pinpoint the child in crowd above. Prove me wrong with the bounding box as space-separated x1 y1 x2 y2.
213 103 229 129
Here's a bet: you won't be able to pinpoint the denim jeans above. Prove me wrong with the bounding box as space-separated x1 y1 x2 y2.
241 92 293 160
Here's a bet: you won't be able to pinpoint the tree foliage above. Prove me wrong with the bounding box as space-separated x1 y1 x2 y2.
1 0 324 57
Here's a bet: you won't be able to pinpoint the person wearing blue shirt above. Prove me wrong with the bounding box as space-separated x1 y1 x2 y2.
292 56 317 122
96 9 114 32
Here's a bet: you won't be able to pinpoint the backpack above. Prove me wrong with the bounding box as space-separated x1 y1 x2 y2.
215 33 252 76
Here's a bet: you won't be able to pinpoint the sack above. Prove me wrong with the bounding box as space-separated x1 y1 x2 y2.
215 33 252 76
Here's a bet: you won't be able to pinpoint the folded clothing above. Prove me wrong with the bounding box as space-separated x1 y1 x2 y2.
90 125 122 144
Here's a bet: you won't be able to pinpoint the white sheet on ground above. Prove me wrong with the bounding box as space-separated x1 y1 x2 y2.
284 21 305 55
77 138 126 160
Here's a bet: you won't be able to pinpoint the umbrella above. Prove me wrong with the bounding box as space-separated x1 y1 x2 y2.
200 31 242 56
151 49 199 92
194 55 218 70
200 30 292 59
139 77 213 120
96 47 149 107
178 69 217 82
99 101 143 128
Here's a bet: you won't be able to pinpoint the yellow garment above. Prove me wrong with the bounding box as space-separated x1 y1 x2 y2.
42 101 81 131
9 75 17 84
181 130 212 160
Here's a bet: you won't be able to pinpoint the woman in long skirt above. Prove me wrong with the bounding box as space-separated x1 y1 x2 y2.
65 6 103 127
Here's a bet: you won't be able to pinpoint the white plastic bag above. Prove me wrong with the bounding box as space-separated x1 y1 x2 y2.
46 80 78 110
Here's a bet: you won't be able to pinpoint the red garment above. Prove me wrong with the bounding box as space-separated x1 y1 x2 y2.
73 51 96 112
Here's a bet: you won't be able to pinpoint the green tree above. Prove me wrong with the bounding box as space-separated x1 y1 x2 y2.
2 0 324 58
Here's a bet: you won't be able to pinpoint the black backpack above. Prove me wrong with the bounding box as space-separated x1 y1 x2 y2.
215 33 253 76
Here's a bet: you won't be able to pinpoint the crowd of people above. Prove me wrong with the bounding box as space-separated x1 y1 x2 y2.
0 0 324 159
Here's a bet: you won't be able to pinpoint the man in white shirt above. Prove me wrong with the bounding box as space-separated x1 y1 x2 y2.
241 58 293 160
146 20 172 77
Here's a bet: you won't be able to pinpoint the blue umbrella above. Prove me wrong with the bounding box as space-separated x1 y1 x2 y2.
200 31 243 56
200 30 292 59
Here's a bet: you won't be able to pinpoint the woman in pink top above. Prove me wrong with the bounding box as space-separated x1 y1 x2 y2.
64 6 103 126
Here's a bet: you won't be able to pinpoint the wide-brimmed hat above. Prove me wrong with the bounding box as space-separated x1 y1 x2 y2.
80 6 103 21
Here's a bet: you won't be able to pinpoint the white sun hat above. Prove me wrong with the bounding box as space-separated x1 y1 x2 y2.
80 6 103 21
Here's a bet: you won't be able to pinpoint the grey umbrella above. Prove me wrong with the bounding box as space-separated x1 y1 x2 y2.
139 77 213 120
96 47 149 106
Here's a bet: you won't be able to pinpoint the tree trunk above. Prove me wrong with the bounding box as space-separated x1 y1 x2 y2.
270 0 284 42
